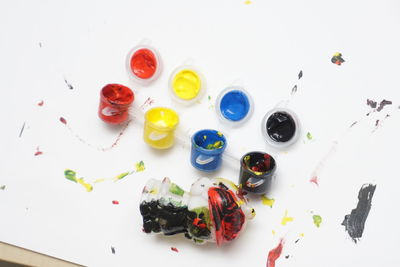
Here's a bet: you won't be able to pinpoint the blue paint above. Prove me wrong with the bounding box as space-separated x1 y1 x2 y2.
219 90 250 122
190 129 227 172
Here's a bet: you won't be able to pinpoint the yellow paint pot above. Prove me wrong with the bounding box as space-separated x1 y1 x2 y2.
143 107 179 149
169 66 204 104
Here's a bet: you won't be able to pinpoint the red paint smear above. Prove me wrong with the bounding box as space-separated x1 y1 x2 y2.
34 147 43 156
37 100 44 106
170 247 179 253
335 60 342 66
60 117 67 125
112 200 119 205
267 239 284 267
310 176 319 186
130 48 157 79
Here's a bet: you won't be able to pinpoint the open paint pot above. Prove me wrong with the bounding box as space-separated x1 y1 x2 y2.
215 86 254 127
239 151 276 194
98 84 134 124
261 108 300 148
169 65 205 104
190 129 227 172
126 45 161 85
143 107 179 149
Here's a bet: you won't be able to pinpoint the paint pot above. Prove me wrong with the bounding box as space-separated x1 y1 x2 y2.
143 107 179 149
126 45 161 85
262 108 300 148
239 151 276 194
215 86 254 127
190 129 227 172
169 66 204 104
98 84 134 124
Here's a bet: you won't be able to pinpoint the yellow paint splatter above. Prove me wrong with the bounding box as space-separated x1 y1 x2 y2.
135 161 145 172
77 178 93 192
114 172 131 182
281 210 294 225
261 195 275 208
300 233 305 237
94 178 105 183
244 0 252 4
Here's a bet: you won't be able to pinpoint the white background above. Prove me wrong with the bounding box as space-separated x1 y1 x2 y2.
1 0 400 266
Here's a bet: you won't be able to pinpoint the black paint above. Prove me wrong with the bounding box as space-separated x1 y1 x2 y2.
111 246 115 254
366 99 377 109
266 112 296 142
377 99 392 112
298 70 303 80
19 122 26 138
64 79 74 90
342 184 376 243
291 85 297 95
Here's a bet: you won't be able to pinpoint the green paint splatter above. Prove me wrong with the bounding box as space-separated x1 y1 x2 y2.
64 169 78 182
306 132 313 140
208 95 211 101
313 215 322 227
0 185 5 190
114 172 131 181
205 140 224 149
135 161 145 172
169 183 185 196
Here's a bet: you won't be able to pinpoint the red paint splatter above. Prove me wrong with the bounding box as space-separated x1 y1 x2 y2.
267 239 284 267
34 147 43 156
140 97 155 110
112 200 119 205
171 247 179 253
310 176 319 186
60 117 67 125
37 100 44 106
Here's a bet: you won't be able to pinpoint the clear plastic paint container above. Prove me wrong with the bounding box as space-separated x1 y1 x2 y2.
98 84 134 124
261 108 301 149
239 151 276 194
215 86 254 127
169 65 205 104
190 129 227 172
143 107 179 149
126 43 161 85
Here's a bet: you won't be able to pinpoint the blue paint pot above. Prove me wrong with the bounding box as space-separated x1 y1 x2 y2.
191 129 227 172
216 86 253 127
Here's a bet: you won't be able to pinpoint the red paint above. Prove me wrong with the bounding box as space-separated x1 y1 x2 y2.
38 100 44 106
98 84 134 124
34 147 43 156
171 247 179 253
130 48 157 79
60 117 67 125
310 176 319 186
112 200 119 205
267 239 284 267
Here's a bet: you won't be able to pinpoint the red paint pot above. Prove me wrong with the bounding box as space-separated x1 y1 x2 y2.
126 45 161 85
98 84 134 124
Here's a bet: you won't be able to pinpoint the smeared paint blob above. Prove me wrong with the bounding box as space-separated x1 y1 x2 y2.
59 117 67 125
244 0 252 4
367 99 377 109
0 185 5 190
112 200 119 205
331 52 345 65
285 255 290 259
306 132 313 140
34 147 43 156
261 195 275 208
291 85 297 95
64 79 73 90
19 122 26 138
135 161 146 172
313 215 322 227
113 172 132 182
64 169 93 192
267 239 284 267
111 246 115 254
342 183 376 243
77 178 93 192
281 210 294 225
298 70 303 79
171 247 179 253
310 176 319 186
37 100 44 106
377 99 392 112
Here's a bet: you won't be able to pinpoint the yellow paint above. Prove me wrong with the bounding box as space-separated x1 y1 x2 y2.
172 69 201 100
244 0 252 4
300 233 305 237
217 131 223 137
333 52 341 57
281 210 294 225
77 178 93 192
261 195 275 208
272 230 276 236
215 178 238 191
150 188 158 195
93 178 105 183
144 107 179 149
135 161 145 172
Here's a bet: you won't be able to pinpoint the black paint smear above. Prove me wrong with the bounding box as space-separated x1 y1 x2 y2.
298 70 303 80
342 184 376 243
291 85 297 95
19 122 26 138
294 239 300 244
375 120 380 127
285 255 290 259
377 99 392 112
349 121 358 128
111 246 115 254
366 99 377 109
39 42 42 48
64 79 74 90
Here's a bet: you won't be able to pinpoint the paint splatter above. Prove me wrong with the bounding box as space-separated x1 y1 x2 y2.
291 85 297 95
342 184 376 243
59 117 67 125
285 255 290 259
37 100 44 106
111 247 115 254
298 70 303 80
375 119 380 127
171 247 179 253
281 210 294 225
0 185 5 190
377 99 392 112
135 160 146 172
34 147 43 156
366 99 377 109
294 239 299 244
244 0 252 4
114 172 132 182
272 230 276 236
39 42 42 48
331 52 345 65
261 195 275 208
19 122 26 138
349 121 358 128
266 239 284 267
64 79 73 90
112 200 119 205
306 132 313 140
140 97 155 110
208 95 211 101
310 176 319 186
63 169 93 192
312 215 322 227
310 141 338 186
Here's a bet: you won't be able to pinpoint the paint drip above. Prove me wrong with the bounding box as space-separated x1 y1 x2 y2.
266 239 284 267
342 184 376 243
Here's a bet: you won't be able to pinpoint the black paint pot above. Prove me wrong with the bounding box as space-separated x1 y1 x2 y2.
239 151 276 194
262 108 300 148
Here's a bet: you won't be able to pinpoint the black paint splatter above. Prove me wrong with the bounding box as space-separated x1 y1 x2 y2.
285 255 290 259
39 42 42 48
291 85 297 95
19 122 26 138
377 99 392 112
375 120 380 127
298 70 303 80
342 184 376 243
64 79 74 90
366 99 377 109
111 246 115 254
294 239 300 244
349 121 358 128
331 53 345 65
